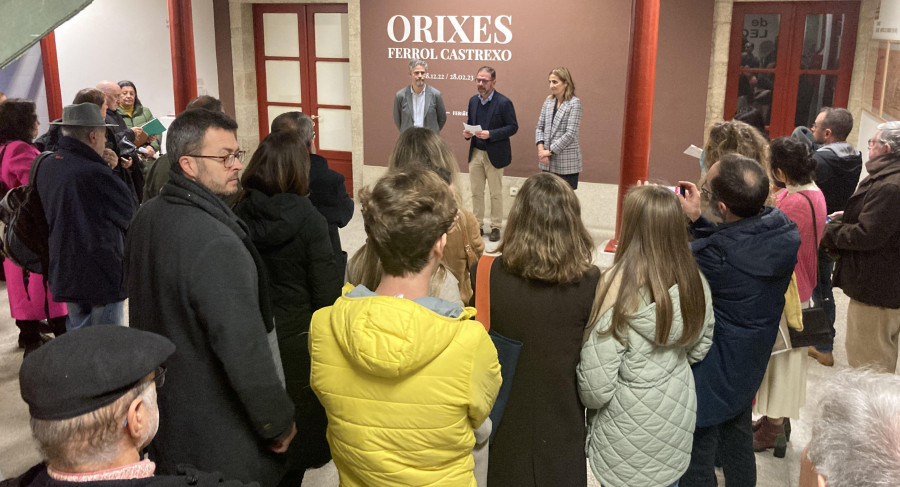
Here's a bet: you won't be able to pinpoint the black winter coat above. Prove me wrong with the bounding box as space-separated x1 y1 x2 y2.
126 173 295 487
233 189 342 472
307 153 353 275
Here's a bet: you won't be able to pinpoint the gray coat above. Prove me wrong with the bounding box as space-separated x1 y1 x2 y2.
578 276 715 487
393 84 447 133
127 172 295 487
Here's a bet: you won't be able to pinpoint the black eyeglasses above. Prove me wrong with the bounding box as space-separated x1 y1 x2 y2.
186 150 245 168
700 184 714 199
152 366 166 389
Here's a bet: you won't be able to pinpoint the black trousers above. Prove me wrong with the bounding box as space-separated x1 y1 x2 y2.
681 406 756 487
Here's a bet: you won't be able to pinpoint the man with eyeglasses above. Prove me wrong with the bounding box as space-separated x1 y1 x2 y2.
822 121 900 375
805 107 862 366
677 155 800 487
10 325 253 486
37 103 136 330
464 65 518 242
125 109 297 486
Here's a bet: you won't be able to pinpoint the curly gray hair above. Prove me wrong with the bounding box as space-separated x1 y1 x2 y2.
408 59 427 71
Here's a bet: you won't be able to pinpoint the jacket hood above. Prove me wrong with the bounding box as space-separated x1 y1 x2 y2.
625 284 690 344
235 189 316 249
818 142 862 175
697 206 800 279
327 286 478 378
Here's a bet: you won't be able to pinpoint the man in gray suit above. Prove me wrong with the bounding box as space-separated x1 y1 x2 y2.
393 59 447 133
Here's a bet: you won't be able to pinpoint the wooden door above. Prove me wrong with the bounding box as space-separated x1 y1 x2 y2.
725 2 859 137
253 3 352 193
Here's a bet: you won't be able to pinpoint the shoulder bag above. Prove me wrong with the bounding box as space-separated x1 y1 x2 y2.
474 254 522 442
789 193 833 349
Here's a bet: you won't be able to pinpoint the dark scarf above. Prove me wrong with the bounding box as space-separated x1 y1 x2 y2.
160 172 277 333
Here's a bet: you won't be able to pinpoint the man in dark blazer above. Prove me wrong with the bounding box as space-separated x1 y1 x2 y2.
463 65 518 242
393 59 447 133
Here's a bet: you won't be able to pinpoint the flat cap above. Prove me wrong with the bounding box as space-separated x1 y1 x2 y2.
20 326 175 420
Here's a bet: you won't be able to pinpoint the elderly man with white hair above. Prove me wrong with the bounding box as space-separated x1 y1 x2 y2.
821 120 900 374
799 368 900 486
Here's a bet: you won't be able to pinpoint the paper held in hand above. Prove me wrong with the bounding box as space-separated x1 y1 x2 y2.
141 118 167 137
683 144 703 159
464 123 483 133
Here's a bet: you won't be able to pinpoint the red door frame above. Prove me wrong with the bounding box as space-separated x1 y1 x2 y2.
725 2 859 137
252 3 352 193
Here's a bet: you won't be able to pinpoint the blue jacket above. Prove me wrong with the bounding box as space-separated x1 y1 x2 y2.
688 207 799 427
37 136 136 304
466 91 518 169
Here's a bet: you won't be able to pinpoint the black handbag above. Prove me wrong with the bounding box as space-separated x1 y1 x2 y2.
789 193 834 349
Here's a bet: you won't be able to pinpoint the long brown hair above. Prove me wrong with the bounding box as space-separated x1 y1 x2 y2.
499 173 593 283
590 185 706 346
240 130 310 198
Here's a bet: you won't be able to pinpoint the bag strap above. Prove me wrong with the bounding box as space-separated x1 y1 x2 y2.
797 192 819 249
458 210 472 271
28 151 54 189
474 254 496 331
797 191 823 305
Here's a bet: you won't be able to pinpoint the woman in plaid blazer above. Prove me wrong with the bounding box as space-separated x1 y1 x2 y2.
535 67 583 189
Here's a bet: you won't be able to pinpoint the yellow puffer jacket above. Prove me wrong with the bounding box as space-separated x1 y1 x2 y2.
309 285 501 487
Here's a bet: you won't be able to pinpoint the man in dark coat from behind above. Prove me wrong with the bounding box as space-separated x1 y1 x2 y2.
5 325 254 487
677 155 800 487
126 109 296 487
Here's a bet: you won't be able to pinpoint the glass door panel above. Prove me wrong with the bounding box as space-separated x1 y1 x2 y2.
315 62 351 106
317 108 352 152
801 14 844 70
795 74 837 127
263 13 299 57
265 61 302 103
314 13 349 58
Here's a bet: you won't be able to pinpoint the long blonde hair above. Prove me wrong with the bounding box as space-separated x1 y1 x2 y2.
589 185 706 346
547 67 576 102
499 173 593 283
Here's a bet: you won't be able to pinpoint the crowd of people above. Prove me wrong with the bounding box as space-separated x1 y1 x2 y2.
0 62 899 487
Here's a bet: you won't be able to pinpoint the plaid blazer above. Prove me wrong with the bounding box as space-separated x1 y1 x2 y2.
534 96 582 174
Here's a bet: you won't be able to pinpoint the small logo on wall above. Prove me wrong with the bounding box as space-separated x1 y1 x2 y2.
386 15 513 62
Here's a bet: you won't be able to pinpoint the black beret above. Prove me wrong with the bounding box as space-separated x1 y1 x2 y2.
20 326 175 420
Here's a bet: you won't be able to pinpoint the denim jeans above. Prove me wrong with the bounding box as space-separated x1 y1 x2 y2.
681 406 755 487
66 300 125 330
814 247 836 352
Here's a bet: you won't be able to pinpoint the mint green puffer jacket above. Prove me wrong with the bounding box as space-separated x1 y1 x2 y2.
577 274 715 487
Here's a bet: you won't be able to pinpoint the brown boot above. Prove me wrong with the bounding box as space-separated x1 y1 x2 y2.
808 346 834 366
752 415 767 432
753 417 787 457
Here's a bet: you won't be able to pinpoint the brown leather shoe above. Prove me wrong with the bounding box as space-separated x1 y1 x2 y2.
489 228 500 242
808 346 834 366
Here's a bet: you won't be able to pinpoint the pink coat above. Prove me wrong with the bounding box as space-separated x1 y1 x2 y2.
0 141 66 320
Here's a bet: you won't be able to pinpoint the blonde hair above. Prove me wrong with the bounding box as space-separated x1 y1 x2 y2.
590 185 706 346
499 173 593 283
547 67 576 102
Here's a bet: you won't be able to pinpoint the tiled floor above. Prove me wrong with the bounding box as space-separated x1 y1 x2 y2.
0 210 856 486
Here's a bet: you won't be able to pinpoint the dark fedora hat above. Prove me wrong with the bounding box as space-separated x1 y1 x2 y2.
50 102 117 127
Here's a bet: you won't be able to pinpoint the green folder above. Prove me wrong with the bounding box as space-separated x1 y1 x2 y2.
141 118 166 137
